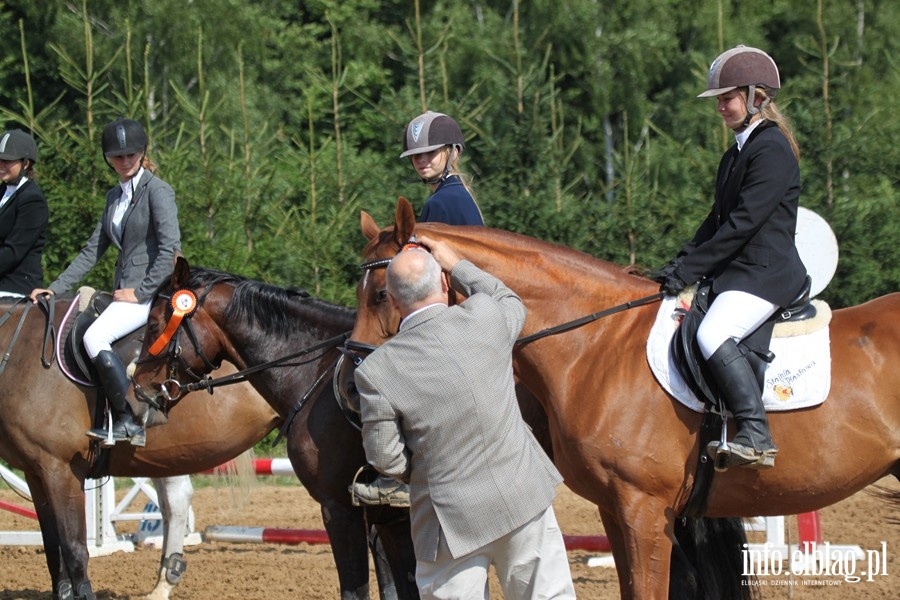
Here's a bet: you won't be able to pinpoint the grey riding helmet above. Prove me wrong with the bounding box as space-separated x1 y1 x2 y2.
400 111 465 158
101 118 148 157
0 129 38 163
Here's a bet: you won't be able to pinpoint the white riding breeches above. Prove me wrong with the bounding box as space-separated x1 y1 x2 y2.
83 300 151 359
696 290 777 360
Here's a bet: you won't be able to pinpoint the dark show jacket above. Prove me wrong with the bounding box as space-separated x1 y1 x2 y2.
419 175 484 226
0 179 48 294
677 121 807 308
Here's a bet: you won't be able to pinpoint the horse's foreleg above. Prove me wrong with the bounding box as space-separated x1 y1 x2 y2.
319 501 372 600
366 507 418 600
145 476 193 600
601 500 674 600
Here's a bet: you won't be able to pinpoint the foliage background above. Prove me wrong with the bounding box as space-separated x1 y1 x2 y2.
0 0 896 309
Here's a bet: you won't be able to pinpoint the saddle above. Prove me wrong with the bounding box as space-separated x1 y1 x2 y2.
670 276 815 409
58 288 113 386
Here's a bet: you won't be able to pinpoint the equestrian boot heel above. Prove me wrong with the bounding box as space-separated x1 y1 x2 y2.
704 339 777 469
86 350 146 447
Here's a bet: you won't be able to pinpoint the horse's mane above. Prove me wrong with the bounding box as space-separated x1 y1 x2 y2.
183 266 354 336
364 223 650 283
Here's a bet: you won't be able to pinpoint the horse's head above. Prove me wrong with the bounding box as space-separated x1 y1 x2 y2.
335 198 420 408
350 197 418 349
132 256 232 412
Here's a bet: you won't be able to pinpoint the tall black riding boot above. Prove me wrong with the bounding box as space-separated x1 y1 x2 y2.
86 350 145 446
705 339 777 469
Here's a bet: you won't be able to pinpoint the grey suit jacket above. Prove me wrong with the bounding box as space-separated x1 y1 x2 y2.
355 260 563 561
50 170 180 302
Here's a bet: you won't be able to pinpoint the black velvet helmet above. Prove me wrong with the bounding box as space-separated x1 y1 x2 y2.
101 118 148 156
0 129 38 163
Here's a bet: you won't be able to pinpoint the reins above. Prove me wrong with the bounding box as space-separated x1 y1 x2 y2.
181 331 351 396
515 292 664 346
0 296 56 377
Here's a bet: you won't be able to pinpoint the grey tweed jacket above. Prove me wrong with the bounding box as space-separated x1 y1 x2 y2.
50 170 180 302
355 260 563 561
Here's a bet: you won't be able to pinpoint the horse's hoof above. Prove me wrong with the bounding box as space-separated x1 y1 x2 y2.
55 580 74 600
75 581 97 600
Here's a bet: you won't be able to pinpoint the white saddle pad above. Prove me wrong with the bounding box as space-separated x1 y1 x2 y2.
646 296 832 413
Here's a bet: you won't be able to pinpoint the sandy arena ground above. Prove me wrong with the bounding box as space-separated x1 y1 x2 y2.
0 475 896 599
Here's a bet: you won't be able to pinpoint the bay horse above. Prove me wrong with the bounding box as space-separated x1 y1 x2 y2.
0 295 279 600
346 198 900 600
129 257 419 600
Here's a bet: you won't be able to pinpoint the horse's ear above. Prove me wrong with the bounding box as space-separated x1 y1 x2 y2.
360 210 380 242
172 255 190 288
395 197 416 243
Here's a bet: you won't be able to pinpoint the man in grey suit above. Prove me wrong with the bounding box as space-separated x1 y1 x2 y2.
354 235 575 599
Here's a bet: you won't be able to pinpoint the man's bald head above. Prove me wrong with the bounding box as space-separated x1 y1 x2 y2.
387 248 446 315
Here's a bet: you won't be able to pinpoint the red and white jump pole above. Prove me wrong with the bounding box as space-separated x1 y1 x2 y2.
203 458 853 565
202 524 610 552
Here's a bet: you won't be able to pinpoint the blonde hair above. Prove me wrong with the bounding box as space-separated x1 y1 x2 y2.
747 87 800 160
440 146 484 222
141 154 158 174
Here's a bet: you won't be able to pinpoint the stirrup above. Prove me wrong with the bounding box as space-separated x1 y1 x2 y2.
707 441 776 471
349 466 410 507
85 410 117 447
86 412 146 447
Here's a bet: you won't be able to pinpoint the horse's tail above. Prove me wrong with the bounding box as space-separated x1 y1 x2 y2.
871 483 900 524
670 516 759 600
210 449 257 510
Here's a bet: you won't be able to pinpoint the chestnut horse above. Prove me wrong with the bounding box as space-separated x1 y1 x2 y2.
129 258 419 600
346 198 900 600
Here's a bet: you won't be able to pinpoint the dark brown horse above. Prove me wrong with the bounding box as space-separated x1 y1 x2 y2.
0 296 279 600
129 258 419 600
346 198 900 600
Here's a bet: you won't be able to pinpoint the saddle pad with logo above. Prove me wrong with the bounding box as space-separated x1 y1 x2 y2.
646 296 832 413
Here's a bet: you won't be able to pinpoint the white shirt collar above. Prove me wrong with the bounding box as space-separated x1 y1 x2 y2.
735 119 763 151
398 302 445 331
0 177 28 208
119 167 145 202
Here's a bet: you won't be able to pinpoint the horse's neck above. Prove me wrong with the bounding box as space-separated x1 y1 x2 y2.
438 229 649 331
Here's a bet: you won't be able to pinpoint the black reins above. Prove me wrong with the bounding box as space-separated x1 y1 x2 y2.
515 292 664 346
0 296 55 377
181 331 350 395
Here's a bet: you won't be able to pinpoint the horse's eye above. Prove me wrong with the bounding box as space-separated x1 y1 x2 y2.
375 289 389 304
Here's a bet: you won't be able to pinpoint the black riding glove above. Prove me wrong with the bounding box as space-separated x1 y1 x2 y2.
649 258 681 284
660 270 689 296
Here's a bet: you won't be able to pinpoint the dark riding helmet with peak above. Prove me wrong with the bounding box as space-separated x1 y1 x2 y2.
0 129 38 185
102 117 148 158
400 111 465 184
0 129 38 164
698 45 780 125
